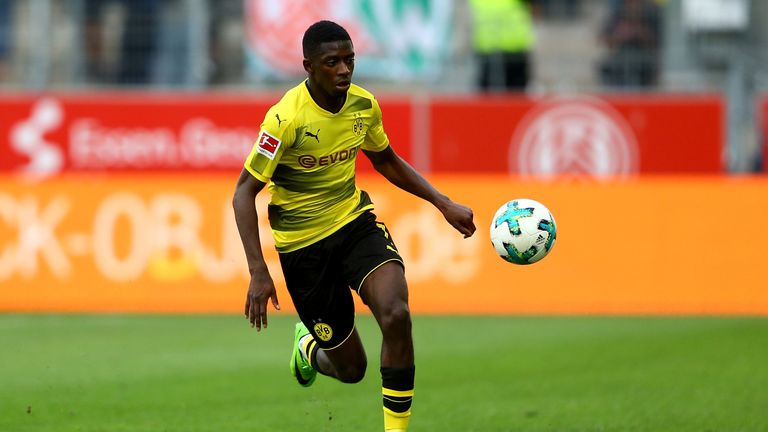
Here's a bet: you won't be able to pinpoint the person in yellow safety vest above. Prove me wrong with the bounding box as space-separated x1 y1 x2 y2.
468 0 535 92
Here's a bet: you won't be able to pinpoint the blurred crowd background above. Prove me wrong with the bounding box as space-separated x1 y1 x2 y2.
1 0 766 92
0 0 766 170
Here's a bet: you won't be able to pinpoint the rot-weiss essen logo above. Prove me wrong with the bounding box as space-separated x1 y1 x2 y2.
509 96 639 177
256 131 281 159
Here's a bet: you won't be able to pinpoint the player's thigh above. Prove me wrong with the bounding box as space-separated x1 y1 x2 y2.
341 212 403 291
358 261 409 319
279 238 356 350
339 212 408 316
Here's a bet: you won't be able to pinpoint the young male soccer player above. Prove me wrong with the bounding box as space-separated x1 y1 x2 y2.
232 20 476 431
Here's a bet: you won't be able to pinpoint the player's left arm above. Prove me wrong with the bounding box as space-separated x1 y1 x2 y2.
363 146 476 238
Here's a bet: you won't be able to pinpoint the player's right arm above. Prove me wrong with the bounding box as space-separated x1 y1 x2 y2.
232 104 296 331
233 169 279 331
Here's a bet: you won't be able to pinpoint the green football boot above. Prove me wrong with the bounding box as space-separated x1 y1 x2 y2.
289 322 317 387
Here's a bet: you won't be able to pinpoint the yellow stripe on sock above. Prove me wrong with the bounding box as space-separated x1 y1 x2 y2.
306 340 317 359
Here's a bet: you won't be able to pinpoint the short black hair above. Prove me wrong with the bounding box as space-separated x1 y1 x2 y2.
302 20 352 59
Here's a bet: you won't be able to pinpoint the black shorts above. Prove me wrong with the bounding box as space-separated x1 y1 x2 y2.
278 211 403 350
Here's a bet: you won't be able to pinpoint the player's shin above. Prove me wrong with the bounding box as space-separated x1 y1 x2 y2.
381 366 415 431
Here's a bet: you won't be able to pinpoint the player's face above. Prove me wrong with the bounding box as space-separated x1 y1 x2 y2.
306 40 355 98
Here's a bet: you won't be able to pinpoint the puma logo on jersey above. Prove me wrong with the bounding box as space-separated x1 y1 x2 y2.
275 113 286 127
304 129 320 142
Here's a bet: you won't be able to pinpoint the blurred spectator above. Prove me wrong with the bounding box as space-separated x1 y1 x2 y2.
534 0 580 19
469 0 535 92
598 0 661 88
208 0 244 85
152 0 208 87
152 0 245 88
0 0 10 81
117 0 158 84
85 0 158 85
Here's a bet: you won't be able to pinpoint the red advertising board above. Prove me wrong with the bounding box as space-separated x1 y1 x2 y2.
0 93 722 175
429 94 724 174
0 94 412 175
0 94 264 174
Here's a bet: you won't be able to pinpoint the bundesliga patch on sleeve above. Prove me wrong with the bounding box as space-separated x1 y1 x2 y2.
256 131 281 160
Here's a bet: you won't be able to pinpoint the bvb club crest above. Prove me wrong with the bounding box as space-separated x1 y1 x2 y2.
313 323 333 342
352 114 364 136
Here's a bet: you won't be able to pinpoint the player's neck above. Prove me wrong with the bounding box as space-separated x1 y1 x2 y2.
305 80 346 113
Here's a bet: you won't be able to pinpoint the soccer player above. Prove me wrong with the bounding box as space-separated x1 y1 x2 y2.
232 20 476 432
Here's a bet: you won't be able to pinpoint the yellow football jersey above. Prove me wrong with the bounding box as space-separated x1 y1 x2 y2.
244 80 390 252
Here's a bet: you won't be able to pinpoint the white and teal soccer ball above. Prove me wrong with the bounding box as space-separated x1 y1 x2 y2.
490 199 557 265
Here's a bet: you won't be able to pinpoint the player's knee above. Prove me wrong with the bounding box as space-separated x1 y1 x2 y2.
336 359 367 383
379 301 411 335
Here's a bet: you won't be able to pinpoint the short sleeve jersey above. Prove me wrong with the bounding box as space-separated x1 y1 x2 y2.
243 81 390 253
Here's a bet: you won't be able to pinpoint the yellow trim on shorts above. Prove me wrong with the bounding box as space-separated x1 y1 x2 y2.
356 258 404 294
321 321 356 351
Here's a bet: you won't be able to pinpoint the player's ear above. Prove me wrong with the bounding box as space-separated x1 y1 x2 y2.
303 58 313 74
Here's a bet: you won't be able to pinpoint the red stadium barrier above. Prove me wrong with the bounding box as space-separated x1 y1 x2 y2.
0 93 723 176
0 94 411 176
0 93 278 174
428 94 724 174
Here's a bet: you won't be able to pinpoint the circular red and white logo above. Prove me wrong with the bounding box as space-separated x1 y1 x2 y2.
509 96 639 177
244 0 373 76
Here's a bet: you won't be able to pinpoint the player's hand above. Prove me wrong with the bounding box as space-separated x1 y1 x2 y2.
244 268 280 331
440 200 476 238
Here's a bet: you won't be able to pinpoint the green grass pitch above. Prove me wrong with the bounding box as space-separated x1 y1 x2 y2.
1 314 766 432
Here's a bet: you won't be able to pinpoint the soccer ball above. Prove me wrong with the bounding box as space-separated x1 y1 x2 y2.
490 199 557 265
